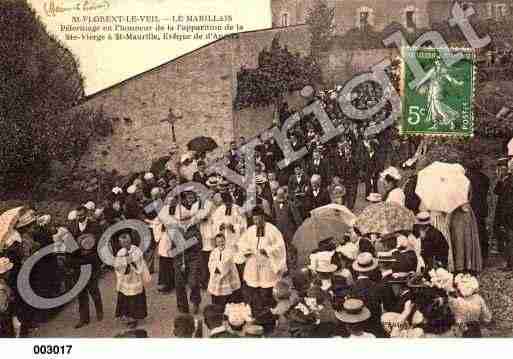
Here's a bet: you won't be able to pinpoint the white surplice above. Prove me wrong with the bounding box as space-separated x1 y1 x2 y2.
237 222 287 288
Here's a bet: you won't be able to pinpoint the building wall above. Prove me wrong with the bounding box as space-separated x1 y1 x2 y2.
68 26 312 175
71 38 236 175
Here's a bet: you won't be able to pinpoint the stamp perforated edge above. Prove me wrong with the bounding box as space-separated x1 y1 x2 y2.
398 46 476 138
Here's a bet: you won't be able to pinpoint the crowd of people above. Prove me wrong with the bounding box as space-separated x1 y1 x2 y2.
1 83 512 339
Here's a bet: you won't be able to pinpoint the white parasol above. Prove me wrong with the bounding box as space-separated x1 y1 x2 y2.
415 162 470 213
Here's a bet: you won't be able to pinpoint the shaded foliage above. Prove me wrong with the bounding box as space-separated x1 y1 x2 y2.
0 1 86 193
234 36 322 110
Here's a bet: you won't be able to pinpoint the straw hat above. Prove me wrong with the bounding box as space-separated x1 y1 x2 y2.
0 257 14 275
336 242 359 261
382 167 402 181
206 176 220 188
144 172 154 181
16 209 36 229
352 252 379 272
366 193 382 203
300 85 315 98
37 214 51 227
416 211 431 225
67 210 78 221
334 298 371 324
84 201 96 211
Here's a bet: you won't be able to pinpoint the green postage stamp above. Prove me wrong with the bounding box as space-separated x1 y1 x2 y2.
400 47 476 137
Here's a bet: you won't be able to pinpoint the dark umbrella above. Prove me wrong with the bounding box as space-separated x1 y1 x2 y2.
187 136 218 153
150 156 171 177
293 216 351 267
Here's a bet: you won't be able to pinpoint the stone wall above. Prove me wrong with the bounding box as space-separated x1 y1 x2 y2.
323 48 397 85
70 38 235 175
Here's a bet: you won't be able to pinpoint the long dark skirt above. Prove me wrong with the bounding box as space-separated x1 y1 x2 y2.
115 290 148 320
158 256 175 290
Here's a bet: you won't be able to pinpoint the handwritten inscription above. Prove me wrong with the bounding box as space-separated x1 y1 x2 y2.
44 0 110 17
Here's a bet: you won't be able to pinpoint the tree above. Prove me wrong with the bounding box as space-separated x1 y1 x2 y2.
306 0 335 62
0 0 85 193
234 36 322 111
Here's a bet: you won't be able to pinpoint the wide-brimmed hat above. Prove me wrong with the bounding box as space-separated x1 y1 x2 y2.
252 206 266 217
206 176 220 188
381 167 402 181
352 252 379 272
381 310 424 333
0 257 14 275
255 174 267 185
366 193 382 203
416 211 431 225
67 210 78 221
300 85 315 98
308 252 337 273
77 233 96 251
336 242 359 261
36 215 51 227
334 298 371 324
16 209 36 229
84 201 96 211
407 274 430 289
112 187 123 195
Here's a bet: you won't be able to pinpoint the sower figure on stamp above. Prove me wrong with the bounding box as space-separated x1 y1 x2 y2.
414 56 464 130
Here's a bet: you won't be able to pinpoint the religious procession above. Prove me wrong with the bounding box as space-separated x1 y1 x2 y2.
2 80 512 338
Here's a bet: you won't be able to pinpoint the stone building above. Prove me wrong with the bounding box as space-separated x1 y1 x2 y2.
271 0 512 32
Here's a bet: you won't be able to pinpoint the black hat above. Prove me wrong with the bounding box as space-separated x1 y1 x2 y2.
252 206 265 217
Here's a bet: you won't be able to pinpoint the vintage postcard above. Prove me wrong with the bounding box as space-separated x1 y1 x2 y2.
1 0 513 348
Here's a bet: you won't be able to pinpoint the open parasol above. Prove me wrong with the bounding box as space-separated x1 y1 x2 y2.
309 204 357 226
354 202 416 236
187 136 218 153
293 215 351 267
415 161 470 213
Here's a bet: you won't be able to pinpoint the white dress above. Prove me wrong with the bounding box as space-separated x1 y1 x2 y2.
212 204 247 263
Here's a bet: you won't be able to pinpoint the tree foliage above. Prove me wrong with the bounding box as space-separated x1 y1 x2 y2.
0 0 87 192
234 36 322 110
305 0 335 60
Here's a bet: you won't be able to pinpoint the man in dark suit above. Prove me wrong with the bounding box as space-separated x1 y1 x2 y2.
273 187 298 272
68 206 104 329
69 206 102 240
288 165 309 223
70 234 104 329
305 174 331 214
192 160 208 185
332 138 359 210
227 141 240 171
414 212 449 270
350 253 395 338
494 159 513 271
466 158 490 262
307 149 330 185
204 305 238 338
